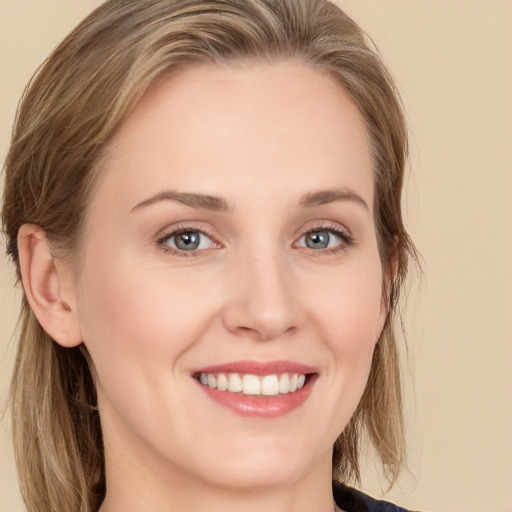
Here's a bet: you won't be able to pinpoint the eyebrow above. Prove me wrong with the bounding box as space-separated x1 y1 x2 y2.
130 187 369 213
298 187 369 211
131 191 232 212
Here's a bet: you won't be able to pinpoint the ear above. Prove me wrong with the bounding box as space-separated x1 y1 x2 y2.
17 224 83 348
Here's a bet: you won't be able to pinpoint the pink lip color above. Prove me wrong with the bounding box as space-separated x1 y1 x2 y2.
193 360 318 419
194 360 317 376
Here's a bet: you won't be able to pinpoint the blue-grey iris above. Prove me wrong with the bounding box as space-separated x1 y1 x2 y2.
306 231 330 249
175 232 200 250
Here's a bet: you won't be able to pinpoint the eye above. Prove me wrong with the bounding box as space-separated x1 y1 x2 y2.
158 227 218 255
295 226 353 252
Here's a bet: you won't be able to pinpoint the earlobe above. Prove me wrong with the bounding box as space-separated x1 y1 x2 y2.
17 224 83 348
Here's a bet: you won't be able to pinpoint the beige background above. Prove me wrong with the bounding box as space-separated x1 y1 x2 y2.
1 1 511 511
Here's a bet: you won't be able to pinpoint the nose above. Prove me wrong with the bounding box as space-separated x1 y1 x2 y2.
222 250 302 341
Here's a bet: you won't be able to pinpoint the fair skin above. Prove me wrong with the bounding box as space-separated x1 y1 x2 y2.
18 61 390 512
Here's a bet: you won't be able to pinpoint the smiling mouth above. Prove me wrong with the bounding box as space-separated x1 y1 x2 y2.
194 371 315 396
192 361 318 417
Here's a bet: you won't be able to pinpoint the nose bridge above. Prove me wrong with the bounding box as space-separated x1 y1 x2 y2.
223 236 301 341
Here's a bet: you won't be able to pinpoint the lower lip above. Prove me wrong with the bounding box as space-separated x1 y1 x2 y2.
196 375 317 418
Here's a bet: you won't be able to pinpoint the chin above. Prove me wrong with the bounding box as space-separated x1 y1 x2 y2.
191 439 326 492
203 462 307 491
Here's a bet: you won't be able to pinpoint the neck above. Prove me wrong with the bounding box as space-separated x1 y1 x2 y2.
100 480 337 512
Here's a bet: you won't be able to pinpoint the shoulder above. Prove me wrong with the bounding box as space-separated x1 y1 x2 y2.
333 481 417 512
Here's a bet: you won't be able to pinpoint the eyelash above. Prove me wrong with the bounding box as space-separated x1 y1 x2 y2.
295 223 354 255
157 224 219 258
156 223 354 258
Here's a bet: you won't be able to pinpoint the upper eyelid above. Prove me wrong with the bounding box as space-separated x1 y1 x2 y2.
155 221 353 248
156 222 350 236
295 225 353 246
157 226 219 257
296 222 352 239
157 224 218 242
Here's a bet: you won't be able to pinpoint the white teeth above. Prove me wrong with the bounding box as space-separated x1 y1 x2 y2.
217 373 228 391
279 373 290 394
198 372 308 396
207 374 217 389
242 374 261 395
228 373 242 392
261 375 279 396
289 374 298 392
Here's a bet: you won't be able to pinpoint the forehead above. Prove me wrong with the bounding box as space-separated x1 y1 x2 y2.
93 60 374 213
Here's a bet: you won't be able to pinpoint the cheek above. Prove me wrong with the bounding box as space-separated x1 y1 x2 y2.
75 254 219 389
312 259 384 342
311 258 384 393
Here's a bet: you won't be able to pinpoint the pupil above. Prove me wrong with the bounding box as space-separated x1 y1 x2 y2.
176 232 200 250
307 231 329 249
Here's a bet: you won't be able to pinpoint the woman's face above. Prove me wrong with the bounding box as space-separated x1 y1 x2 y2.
71 61 388 489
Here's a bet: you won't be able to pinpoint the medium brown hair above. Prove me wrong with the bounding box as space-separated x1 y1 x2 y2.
2 1 417 510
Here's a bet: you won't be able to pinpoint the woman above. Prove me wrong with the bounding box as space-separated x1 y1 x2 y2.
1 1 418 511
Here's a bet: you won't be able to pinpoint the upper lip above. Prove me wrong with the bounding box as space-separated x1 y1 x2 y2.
193 360 317 376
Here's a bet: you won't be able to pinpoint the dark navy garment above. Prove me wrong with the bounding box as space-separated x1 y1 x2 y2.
333 481 414 512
